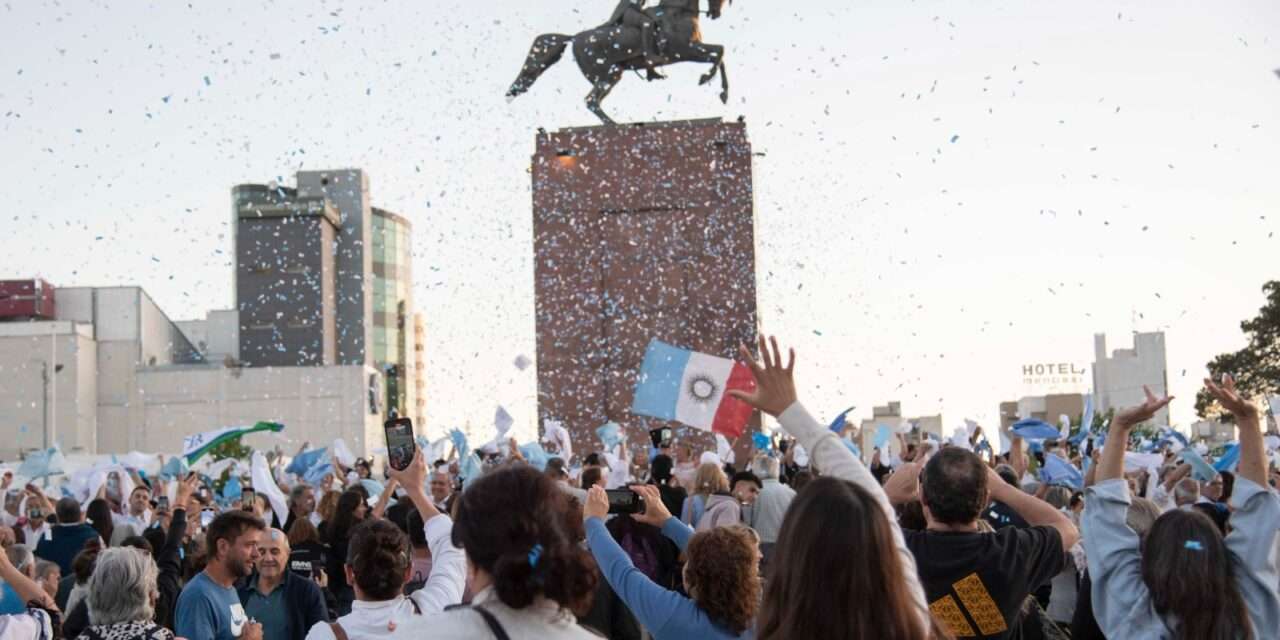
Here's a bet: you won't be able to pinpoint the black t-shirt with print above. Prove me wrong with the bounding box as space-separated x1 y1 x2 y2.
904 525 1064 640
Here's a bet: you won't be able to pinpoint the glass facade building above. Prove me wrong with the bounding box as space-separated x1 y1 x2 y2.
371 208 413 417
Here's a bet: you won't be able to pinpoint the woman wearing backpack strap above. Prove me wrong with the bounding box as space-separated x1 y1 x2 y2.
305 450 466 640
390 463 601 639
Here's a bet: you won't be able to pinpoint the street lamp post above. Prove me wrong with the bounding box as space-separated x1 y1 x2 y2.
31 359 64 451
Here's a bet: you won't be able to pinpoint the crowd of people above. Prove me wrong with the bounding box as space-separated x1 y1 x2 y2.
0 335 1278 639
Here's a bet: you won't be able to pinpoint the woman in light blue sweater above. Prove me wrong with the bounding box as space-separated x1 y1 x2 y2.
1083 377 1280 639
583 483 759 640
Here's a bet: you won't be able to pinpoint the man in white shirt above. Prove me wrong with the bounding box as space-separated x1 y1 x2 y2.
0 490 21 529
20 503 50 546
113 485 153 530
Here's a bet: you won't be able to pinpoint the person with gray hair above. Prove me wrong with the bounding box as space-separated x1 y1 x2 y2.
0 544 37 614
77 546 174 640
745 454 796 568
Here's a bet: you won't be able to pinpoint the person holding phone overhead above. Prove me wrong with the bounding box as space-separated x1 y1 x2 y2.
583 484 760 639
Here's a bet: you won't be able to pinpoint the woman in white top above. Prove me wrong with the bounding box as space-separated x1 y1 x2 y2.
306 450 466 640
392 463 600 639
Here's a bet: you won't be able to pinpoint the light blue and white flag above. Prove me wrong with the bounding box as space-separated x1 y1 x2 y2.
18 447 65 480
1011 419 1061 441
287 448 328 477
1213 443 1241 473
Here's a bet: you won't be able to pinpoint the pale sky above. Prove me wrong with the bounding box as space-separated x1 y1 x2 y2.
2 0 1278 443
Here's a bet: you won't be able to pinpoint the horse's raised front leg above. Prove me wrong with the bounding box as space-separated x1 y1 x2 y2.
718 59 729 104
697 44 724 86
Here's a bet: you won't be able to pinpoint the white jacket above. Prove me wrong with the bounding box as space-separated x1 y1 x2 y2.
777 402 932 633
390 587 600 640
305 513 466 640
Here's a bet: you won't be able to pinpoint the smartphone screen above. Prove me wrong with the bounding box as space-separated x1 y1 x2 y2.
648 427 674 449
385 417 416 472
242 488 255 510
156 496 169 511
200 509 216 528
606 489 645 515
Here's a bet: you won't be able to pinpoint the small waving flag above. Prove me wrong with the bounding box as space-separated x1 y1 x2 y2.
1213 443 1241 473
18 447 66 480
286 448 328 476
1011 419 1061 441
828 406 856 433
1040 453 1083 489
1179 448 1219 482
631 340 756 439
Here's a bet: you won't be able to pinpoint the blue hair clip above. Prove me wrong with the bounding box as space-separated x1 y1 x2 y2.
527 543 543 568
1184 540 1203 551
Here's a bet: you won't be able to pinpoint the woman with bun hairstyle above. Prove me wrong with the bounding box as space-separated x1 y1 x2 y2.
391 462 600 639
306 450 466 640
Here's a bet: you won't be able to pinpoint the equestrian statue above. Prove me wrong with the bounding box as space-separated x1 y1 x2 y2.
506 0 732 125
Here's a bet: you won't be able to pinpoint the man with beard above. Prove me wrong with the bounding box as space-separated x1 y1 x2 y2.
176 510 265 640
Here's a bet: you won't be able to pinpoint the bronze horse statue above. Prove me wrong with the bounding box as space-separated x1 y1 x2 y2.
506 0 732 125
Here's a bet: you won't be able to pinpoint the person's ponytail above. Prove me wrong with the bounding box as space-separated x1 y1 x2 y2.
453 465 599 614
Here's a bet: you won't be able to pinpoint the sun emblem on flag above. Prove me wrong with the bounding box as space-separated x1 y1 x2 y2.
687 374 718 404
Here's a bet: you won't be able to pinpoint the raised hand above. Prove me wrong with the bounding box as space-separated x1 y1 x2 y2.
629 485 671 528
583 486 609 521
1112 385 1174 429
1204 374 1259 422
728 335 797 417
388 449 428 495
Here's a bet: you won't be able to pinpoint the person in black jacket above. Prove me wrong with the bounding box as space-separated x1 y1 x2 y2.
60 475 198 638
236 528 328 640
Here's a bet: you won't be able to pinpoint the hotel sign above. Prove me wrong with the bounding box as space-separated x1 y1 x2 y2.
1021 363 1088 394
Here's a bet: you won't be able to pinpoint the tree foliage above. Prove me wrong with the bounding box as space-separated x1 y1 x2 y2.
1195 281 1280 420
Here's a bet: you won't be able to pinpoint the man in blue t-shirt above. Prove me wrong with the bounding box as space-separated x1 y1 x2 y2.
175 510 265 640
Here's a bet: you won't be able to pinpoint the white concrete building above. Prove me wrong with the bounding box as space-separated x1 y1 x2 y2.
1191 420 1235 446
0 286 386 461
857 401 944 460
1093 331 1170 427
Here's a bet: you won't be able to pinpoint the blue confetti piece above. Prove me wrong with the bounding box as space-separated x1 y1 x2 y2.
950 134 959 143
203 75 211 86
1184 540 1203 551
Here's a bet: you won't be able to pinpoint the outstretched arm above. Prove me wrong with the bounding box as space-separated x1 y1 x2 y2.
728 335 932 633
1099 386 1173 484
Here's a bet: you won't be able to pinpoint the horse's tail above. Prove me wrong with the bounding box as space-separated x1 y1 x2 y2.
506 33 573 99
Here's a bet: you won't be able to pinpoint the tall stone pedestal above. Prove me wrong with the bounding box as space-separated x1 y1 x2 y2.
531 118 759 462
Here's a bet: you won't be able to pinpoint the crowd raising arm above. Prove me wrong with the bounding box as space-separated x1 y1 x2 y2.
727 335 932 631
1085 379 1280 637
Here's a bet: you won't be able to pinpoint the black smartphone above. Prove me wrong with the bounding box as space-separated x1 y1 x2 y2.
384 417 416 472
649 427 673 449
606 488 645 515
156 496 169 512
242 488 256 510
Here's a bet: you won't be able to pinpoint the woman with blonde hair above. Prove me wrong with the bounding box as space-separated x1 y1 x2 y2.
680 462 729 529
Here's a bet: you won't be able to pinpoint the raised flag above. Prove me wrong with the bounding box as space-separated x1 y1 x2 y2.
828 406 856 433
286 448 328 476
1179 448 1219 482
182 422 284 464
631 340 756 439
1011 419 1061 441
1040 453 1083 489
18 447 65 480
1213 443 1241 473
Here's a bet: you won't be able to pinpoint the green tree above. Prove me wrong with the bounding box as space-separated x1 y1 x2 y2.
1195 281 1280 420
205 436 251 492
